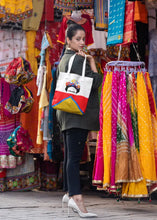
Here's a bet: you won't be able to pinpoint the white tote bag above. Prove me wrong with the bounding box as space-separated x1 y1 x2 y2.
52 54 93 115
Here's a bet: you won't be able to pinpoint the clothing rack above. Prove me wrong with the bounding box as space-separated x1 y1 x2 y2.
106 60 145 68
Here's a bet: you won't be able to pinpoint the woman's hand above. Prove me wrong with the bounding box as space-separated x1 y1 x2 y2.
77 50 98 73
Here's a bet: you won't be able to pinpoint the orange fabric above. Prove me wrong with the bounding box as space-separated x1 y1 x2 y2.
20 78 44 152
134 1 148 24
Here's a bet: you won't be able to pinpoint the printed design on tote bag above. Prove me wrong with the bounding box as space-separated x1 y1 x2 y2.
65 79 80 94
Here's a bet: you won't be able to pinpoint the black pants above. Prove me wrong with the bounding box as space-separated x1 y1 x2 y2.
62 128 88 196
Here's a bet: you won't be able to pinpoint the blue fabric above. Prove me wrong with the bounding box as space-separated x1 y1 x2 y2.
48 68 57 134
107 0 126 45
94 0 108 30
40 32 50 66
47 140 53 160
47 68 57 159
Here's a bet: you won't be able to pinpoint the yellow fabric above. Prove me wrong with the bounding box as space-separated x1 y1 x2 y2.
22 0 44 31
144 72 157 166
122 178 148 198
137 72 156 182
102 72 112 188
122 74 148 198
25 31 40 76
36 108 43 145
0 0 33 21
45 32 53 93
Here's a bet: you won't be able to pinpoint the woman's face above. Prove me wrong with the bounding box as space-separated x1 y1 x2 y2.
67 30 85 52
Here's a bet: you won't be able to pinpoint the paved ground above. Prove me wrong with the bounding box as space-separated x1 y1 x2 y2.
0 189 157 220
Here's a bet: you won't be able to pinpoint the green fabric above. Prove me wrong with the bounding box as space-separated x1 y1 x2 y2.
7 126 21 157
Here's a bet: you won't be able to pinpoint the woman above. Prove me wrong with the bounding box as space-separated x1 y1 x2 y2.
56 23 102 218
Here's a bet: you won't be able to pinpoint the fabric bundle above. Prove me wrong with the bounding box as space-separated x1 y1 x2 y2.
7 126 33 157
93 69 157 198
5 57 35 85
0 0 33 22
5 85 34 114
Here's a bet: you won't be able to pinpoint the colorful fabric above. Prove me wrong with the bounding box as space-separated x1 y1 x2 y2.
20 78 44 152
102 72 112 188
40 0 54 22
144 72 157 173
110 71 119 192
144 72 157 193
115 72 129 183
92 72 107 186
137 72 156 183
25 31 40 76
120 0 137 45
5 57 35 85
22 0 44 31
0 0 33 22
6 154 39 191
0 30 27 76
7 125 21 157
54 0 94 12
5 85 34 114
129 73 139 152
134 1 148 24
122 98 147 198
93 68 157 197
0 78 23 168
35 21 63 66
94 0 108 30
107 0 126 45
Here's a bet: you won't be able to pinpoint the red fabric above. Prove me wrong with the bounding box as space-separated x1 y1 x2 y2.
57 16 94 46
35 21 63 65
41 0 54 22
120 0 137 45
0 169 6 178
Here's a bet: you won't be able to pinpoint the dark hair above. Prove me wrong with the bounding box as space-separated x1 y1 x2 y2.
66 23 85 40
60 24 85 60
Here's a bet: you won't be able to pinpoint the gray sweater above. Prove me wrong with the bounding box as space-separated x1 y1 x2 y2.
56 49 102 131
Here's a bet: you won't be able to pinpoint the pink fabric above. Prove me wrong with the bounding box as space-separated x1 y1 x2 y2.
1 78 12 118
16 126 33 152
93 71 107 185
110 71 119 191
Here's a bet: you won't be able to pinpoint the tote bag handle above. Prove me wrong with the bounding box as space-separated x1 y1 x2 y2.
67 54 87 77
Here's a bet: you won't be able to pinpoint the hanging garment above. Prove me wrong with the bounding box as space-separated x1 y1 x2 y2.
93 61 157 198
40 0 54 22
5 153 39 191
0 78 22 169
134 0 148 24
120 0 137 45
94 0 108 30
54 0 94 13
57 16 94 46
110 71 119 192
0 0 33 22
0 30 27 76
137 72 156 183
22 0 44 31
87 19 107 50
35 21 63 66
107 0 126 45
